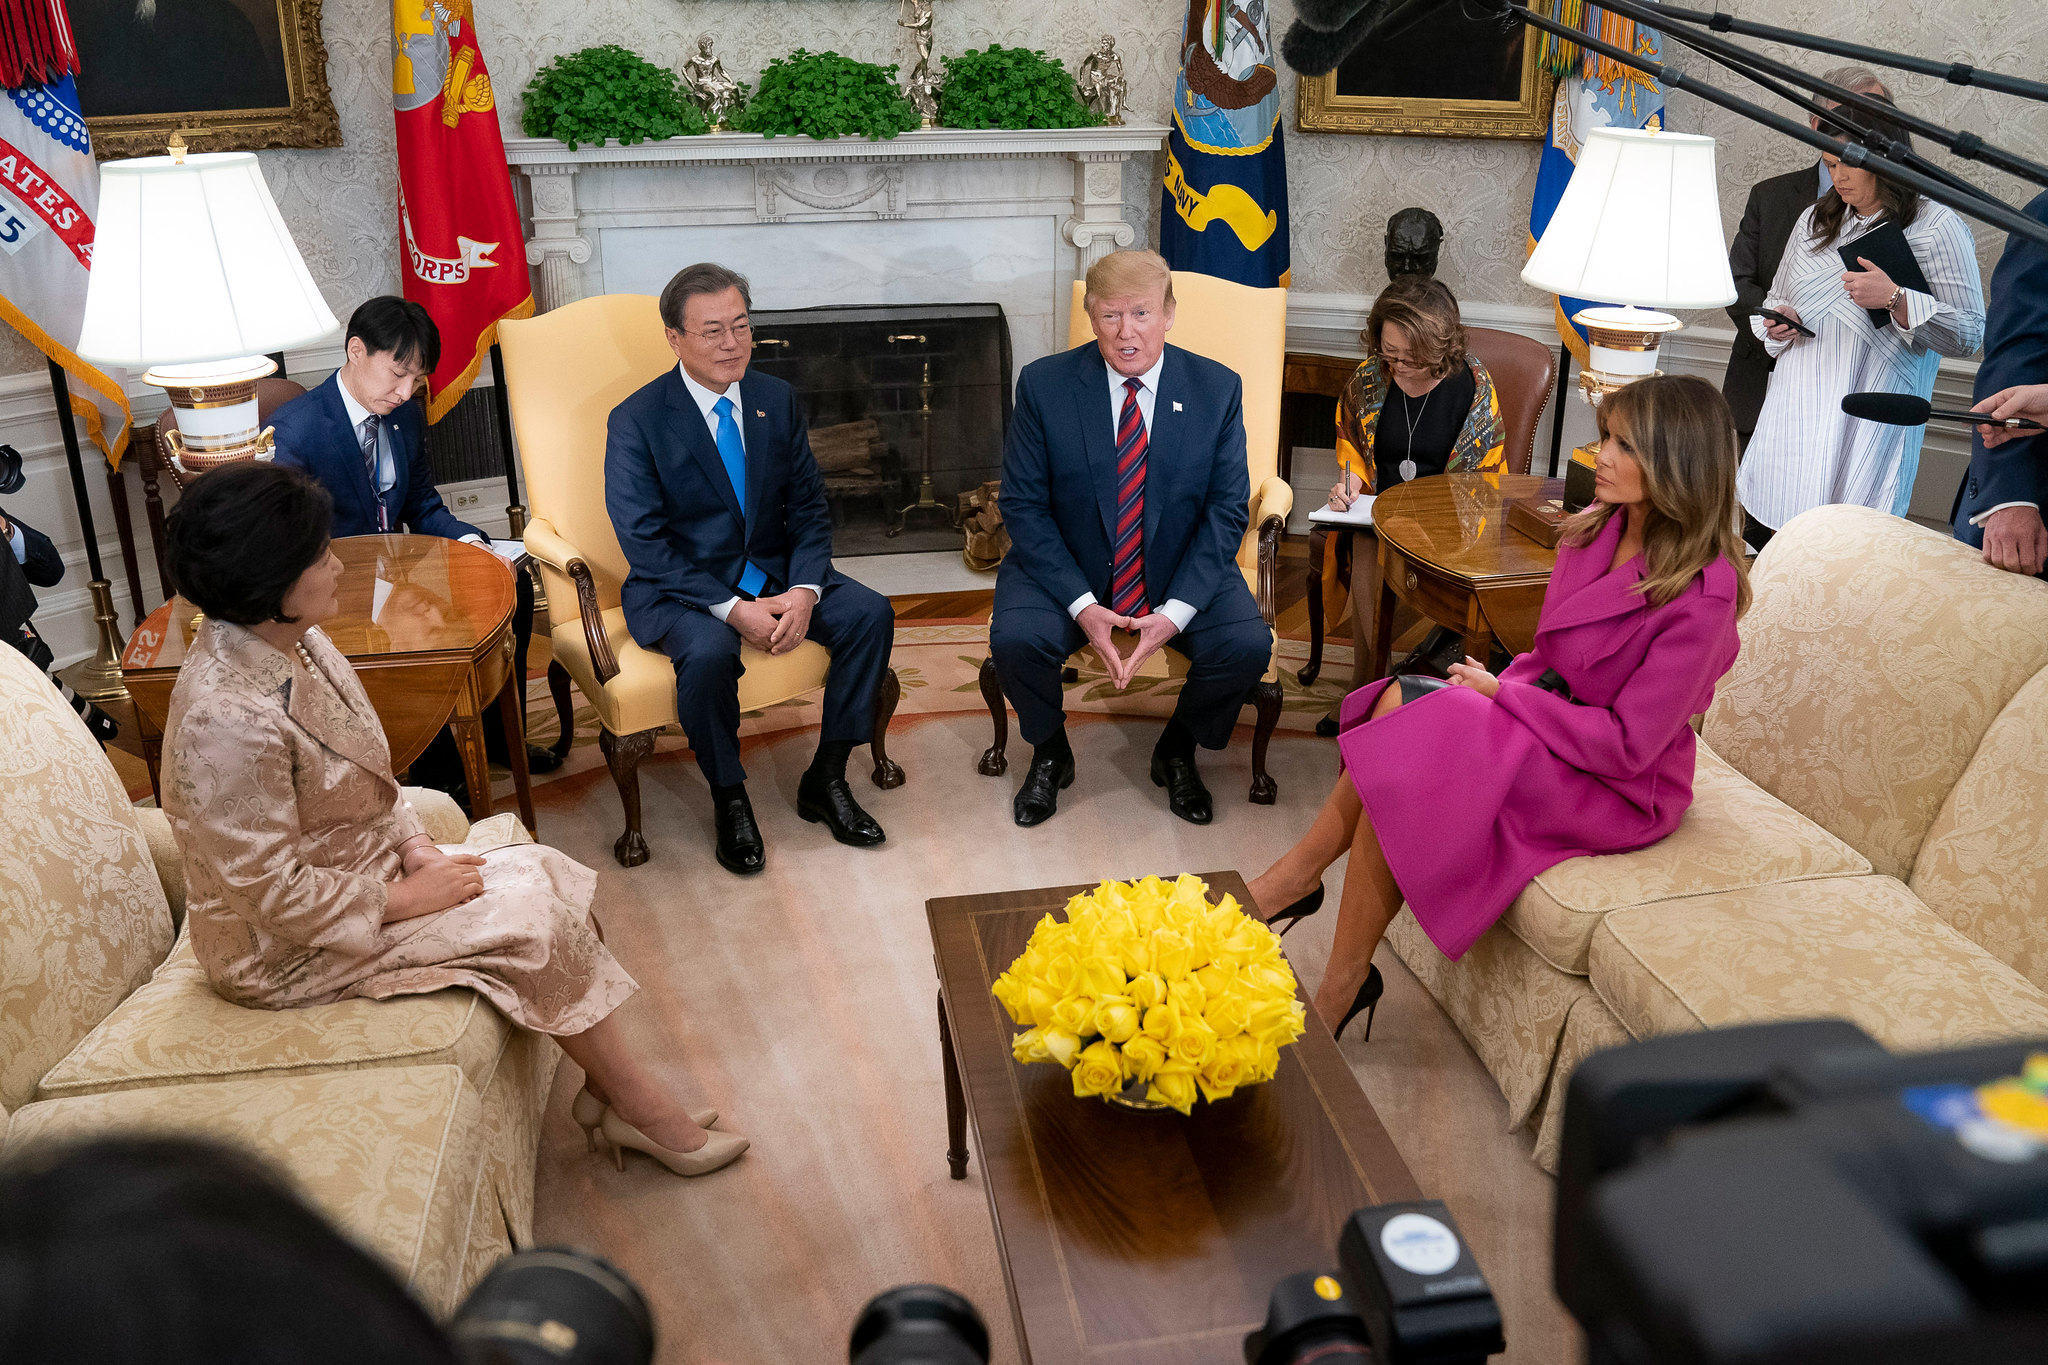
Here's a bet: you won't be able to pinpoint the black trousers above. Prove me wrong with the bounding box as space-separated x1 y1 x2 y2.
652 577 894 788
1742 511 1776 554
989 584 1271 751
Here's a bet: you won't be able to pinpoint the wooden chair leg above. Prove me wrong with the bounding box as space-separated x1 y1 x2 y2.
597 726 658 867
546 660 577 762
976 656 1009 776
870 666 907 789
1248 679 1281 805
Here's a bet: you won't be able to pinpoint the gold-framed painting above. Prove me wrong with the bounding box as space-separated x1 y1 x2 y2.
69 0 342 159
1296 4 1555 139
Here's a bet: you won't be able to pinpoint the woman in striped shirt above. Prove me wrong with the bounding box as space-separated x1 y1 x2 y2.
1738 104 1984 549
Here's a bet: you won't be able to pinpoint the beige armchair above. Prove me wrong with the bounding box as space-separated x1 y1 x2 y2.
976 273 1294 803
496 295 906 867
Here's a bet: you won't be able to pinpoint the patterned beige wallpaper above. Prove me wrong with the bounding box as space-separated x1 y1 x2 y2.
1 0 2041 377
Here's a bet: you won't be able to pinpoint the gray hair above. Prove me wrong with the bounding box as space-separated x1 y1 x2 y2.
659 263 752 330
1819 64 1892 101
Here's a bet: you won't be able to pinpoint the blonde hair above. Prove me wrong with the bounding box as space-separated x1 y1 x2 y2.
1363 275 1466 379
1561 374 1752 618
1084 249 1175 311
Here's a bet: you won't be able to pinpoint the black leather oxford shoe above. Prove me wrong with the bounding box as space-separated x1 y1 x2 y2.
1013 747 1076 827
1149 750 1213 825
796 773 885 847
713 787 766 875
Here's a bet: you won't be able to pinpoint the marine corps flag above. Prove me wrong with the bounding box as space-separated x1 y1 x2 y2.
392 0 532 423
1159 0 1289 287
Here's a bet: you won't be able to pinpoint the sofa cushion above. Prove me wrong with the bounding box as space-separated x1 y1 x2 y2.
1589 875 2048 1052
1909 667 2048 991
3 1065 488 1315
1502 741 1870 975
0 645 175 1112
1701 505 2048 881
36 928 515 1101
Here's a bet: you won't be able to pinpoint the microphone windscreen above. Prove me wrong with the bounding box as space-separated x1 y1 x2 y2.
1841 392 1932 426
1296 0 1387 32
1281 9 1383 75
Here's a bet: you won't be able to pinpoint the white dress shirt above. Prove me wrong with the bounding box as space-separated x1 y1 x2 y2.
4 520 23 566
1068 353 1197 632
675 363 820 622
335 374 485 546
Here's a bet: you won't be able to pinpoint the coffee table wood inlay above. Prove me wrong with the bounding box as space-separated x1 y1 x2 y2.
929 872 1422 1365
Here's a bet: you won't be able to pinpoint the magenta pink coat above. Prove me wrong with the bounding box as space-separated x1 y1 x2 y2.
1338 511 1741 961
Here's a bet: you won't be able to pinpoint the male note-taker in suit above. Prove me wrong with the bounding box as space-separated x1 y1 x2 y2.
991 248 1271 828
271 297 560 786
606 263 896 875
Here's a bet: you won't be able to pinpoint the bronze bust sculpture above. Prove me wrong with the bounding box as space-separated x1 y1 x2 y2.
1385 207 1444 280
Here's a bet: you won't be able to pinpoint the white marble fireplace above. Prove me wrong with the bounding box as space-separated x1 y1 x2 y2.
503 125 1168 378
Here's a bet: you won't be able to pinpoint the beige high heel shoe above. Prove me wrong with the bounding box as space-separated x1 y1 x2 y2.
572 1088 718 1151
599 1110 749 1176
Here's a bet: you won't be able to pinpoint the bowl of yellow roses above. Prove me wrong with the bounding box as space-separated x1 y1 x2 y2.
989 874 1307 1115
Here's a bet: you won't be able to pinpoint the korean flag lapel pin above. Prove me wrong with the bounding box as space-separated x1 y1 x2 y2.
755 409 767 418
1172 400 1184 413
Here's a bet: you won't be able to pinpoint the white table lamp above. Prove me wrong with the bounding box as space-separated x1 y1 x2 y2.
77 146 339 474
1522 126 1736 383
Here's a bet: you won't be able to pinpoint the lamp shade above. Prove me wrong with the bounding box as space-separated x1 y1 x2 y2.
76 152 338 368
1522 127 1737 310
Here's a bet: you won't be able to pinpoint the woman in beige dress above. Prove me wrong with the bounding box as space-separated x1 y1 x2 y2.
161 462 744 1177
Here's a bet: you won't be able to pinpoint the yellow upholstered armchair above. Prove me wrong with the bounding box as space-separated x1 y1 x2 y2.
976 272 1294 802
496 294 906 867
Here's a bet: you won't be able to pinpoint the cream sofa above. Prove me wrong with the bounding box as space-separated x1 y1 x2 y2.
1387 504 2048 1171
0 642 558 1313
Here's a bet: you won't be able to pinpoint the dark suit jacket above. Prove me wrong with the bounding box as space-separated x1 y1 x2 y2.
1953 191 2048 554
272 373 481 542
1724 163 1823 435
1 510 61 646
995 342 1254 622
604 367 835 647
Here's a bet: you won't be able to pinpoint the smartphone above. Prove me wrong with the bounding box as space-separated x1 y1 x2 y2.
1756 307 1815 338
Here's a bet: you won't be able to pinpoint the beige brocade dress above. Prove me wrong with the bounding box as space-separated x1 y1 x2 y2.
162 620 637 1034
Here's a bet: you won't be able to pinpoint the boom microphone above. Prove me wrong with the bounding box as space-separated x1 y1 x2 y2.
1841 392 2047 430
1281 4 1391 76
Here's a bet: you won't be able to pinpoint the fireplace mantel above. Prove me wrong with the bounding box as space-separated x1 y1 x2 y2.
504 124 1169 377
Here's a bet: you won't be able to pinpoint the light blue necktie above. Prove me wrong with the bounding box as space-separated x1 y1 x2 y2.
712 396 768 597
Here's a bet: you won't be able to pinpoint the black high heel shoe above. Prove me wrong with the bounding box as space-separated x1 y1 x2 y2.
1263 885 1326 936
1333 965 1385 1043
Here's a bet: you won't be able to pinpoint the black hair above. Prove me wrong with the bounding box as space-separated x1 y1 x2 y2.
658 262 752 331
0 1136 457 1364
1809 95 1921 248
346 295 442 373
164 461 332 625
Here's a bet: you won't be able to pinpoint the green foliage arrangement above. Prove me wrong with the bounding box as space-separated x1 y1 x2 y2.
938 44 1102 130
520 45 707 150
736 49 920 140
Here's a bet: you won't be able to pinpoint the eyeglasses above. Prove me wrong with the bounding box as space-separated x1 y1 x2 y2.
682 319 754 344
1379 350 1430 372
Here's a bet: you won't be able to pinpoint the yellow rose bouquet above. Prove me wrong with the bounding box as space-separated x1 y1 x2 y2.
989 874 1308 1115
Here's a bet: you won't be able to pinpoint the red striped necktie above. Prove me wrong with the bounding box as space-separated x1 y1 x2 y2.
1110 376 1149 619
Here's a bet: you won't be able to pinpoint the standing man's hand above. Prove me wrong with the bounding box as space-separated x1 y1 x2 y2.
1981 505 2048 576
760 587 817 655
1973 383 2048 449
725 599 780 652
1076 603 1132 683
1114 613 1180 688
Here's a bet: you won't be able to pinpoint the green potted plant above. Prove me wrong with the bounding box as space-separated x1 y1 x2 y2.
938 44 1102 130
736 49 920 140
521 44 707 149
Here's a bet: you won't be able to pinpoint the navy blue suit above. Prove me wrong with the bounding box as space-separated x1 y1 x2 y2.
991 342 1270 748
272 373 482 541
605 366 892 787
1953 191 2048 574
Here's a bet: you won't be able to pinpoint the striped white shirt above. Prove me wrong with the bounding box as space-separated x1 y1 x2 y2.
1737 198 1984 530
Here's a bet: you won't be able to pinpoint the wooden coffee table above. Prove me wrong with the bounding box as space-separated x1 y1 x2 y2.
121 533 536 834
1367 473 1564 684
928 872 1422 1365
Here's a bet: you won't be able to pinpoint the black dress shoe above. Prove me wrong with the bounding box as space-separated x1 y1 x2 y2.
1149 750 1213 825
713 788 766 876
796 773 885 847
1013 747 1075 827
524 743 564 775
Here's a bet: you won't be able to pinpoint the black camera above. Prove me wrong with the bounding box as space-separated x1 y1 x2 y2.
1556 1020 2048 1365
448 1246 655 1365
0 442 23 495
849 1285 990 1365
1246 1201 1504 1365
